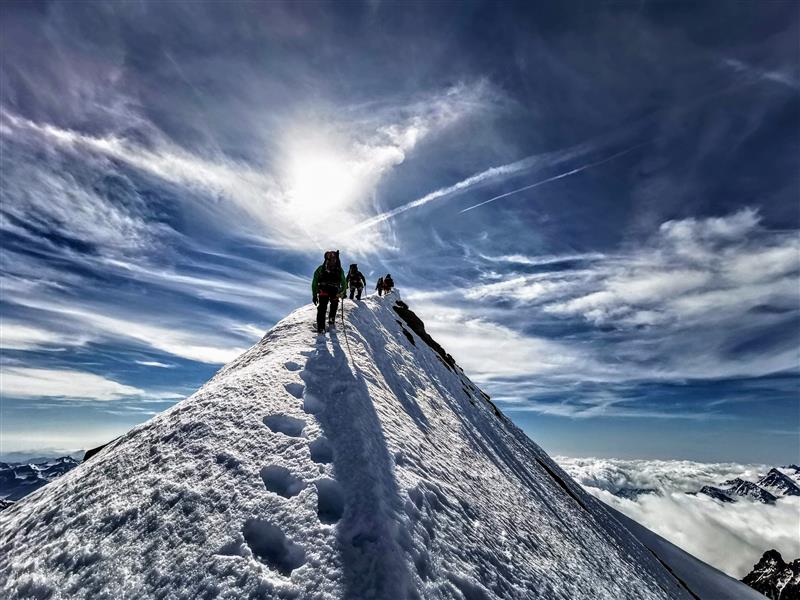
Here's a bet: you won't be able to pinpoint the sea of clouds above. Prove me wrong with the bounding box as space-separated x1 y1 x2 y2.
556 456 800 578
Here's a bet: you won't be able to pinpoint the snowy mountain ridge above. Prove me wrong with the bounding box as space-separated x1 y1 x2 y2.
0 456 80 505
758 469 800 498
0 292 760 599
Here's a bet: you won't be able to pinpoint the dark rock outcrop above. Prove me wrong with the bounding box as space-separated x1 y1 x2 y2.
721 478 777 504
742 549 800 599
697 485 735 503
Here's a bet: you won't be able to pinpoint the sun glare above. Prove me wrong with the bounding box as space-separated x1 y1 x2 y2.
285 144 360 227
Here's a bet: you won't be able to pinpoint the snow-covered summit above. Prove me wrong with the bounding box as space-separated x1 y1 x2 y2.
0 292 759 599
721 477 778 504
759 468 800 497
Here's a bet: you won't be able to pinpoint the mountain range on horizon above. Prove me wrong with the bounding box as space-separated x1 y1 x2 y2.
695 467 800 505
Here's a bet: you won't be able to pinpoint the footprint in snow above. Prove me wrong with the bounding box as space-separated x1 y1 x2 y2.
242 519 305 575
284 382 305 399
263 414 306 437
260 465 305 498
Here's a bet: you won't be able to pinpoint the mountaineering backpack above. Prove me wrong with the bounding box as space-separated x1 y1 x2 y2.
318 250 343 295
347 264 364 287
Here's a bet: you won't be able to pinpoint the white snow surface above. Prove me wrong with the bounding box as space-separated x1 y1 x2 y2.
0 292 753 599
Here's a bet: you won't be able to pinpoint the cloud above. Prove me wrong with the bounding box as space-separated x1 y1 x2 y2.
135 361 174 368
397 208 799 422
349 132 638 232
404 289 778 421
723 58 800 91
0 230 304 367
479 252 607 267
557 456 771 493
0 322 90 351
6 294 248 364
99 258 308 306
459 142 648 213
462 209 799 379
1 80 495 252
403 295 627 393
556 456 800 578
42 303 248 364
1 368 144 401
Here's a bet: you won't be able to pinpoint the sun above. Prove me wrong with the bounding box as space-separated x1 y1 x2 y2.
283 139 361 228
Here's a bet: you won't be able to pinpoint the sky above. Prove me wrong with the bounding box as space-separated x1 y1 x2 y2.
1 0 798 463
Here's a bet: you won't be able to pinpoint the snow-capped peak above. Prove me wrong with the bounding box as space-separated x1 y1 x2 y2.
720 478 777 504
758 468 800 497
0 293 760 599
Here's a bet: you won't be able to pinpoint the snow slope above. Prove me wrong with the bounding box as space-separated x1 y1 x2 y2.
0 292 752 599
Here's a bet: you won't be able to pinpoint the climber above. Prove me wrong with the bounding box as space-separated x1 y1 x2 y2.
312 250 346 334
382 273 395 294
375 276 384 297
347 264 367 300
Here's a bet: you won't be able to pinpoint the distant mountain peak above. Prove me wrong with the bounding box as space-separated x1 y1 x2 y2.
758 468 800 497
0 455 80 504
742 549 800 599
721 478 777 504
698 485 736 503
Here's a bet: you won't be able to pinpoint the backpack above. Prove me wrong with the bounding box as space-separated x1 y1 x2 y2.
318 250 343 293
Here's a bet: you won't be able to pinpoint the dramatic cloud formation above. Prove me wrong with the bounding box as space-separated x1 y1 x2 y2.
405 208 799 428
557 457 800 578
1 2 797 460
2 79 495 253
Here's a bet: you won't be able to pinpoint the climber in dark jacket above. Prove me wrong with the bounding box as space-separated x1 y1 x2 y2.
311 250 347 333
382 273 394 294
346 264 366 300
375 276 384 297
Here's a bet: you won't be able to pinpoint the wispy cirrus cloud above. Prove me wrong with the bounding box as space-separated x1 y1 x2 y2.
0 322 91 351
2 79 496 253
349 132 642 232
135 361 174 369
1 367 144 401
15 299 248 365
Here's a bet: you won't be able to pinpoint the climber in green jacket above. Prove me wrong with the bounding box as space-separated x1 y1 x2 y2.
312 250 347 334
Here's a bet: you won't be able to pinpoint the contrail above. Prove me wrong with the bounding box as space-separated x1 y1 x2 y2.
459 142 648 214
346 157 540 233
346 137 608 234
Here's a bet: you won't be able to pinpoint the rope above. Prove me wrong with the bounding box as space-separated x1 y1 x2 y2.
340 296 356 366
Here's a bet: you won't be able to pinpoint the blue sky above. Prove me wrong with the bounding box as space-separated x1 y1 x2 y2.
1 1 798 463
